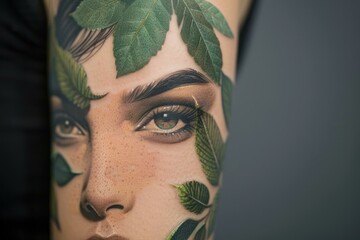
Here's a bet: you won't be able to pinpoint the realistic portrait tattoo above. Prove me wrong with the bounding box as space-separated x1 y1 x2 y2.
48 0 244 239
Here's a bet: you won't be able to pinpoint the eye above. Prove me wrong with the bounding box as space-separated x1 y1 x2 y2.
52 113 86 145
144 111 186 133
135 105 199 143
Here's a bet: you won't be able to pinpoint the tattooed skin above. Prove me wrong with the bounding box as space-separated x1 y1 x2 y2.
48 0 250 239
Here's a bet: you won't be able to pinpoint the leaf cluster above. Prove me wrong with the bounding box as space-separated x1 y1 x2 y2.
72 0 233 84
168 188 219 240
72 0 234 130
169 108 226 239
71 2 235 239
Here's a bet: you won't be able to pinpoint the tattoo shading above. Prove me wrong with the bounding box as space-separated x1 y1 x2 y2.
72 0 234 130
195 0 234 38
221 72 234 128
175 181 211 214
52 153 81 187
195 110 225 186
195 224 206 240
54 41 107 109
167 109 225 239
50 182 60 230
55 0 115 62
166 219 200 240
174 0 222 84
113 0 172 78
51 152 81 229
71 0 123 30
168 191 219 239
50 0 234 238
72 0 233 84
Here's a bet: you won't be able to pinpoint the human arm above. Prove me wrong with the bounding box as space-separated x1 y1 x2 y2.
46 0 251 239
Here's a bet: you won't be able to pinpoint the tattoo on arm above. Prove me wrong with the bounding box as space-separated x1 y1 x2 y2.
49 0 240 239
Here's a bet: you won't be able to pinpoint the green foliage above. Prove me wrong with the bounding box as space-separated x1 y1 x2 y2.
195 0 233 37
175 0 222 84
72 0 123 29
195 110 225 185
52 153 81 187
55 44 107 109
72 0 234 87
166 219 199 240
221 72 234 127
207 193 219 237
114 0 172 77
176 181 210 214
194 224 206 240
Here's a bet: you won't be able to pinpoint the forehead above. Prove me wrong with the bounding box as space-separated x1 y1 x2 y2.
82 18 202 95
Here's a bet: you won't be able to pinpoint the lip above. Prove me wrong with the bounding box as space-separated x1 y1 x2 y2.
87 235 128 240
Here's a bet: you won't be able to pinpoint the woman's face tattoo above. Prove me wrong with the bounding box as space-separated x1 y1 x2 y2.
49 0 240 239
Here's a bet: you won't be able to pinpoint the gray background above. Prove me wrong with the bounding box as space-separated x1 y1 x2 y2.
216 1 360 239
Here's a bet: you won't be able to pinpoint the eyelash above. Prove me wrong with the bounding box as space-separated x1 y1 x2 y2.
135 105 200 143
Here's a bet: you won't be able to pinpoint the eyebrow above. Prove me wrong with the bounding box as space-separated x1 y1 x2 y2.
123 69 210 103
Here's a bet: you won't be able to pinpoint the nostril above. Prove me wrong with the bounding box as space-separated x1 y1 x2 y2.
80 201 105 221
106 204 124 212
86 203 94 212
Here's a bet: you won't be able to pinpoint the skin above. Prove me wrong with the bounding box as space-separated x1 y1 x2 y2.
48 0 251 239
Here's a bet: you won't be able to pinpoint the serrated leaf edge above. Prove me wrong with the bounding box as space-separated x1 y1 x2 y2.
54 42 107 109
195 0 234 38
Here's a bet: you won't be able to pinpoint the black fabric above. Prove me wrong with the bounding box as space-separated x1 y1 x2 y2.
0 0 49 239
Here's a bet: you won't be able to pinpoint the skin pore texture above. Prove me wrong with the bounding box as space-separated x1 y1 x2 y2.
48 0 251 239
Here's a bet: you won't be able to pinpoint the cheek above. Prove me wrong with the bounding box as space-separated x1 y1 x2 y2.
121 182 186 239
54 182 88 238
52 143 92 238
150 138 206 184
52 141 88 172
119 139 210 238
52 135 208 238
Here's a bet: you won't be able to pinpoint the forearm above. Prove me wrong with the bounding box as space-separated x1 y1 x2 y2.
47 0 251 239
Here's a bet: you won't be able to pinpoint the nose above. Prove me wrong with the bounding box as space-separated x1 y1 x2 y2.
80 193 127 221
80 135 135 221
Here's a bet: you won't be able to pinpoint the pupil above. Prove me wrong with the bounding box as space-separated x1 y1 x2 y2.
154 113 179 130
59 120 74 134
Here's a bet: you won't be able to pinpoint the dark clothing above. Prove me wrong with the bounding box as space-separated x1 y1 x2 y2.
0 0 49 239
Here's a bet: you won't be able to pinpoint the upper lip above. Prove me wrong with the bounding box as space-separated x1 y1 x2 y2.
87 235 128 240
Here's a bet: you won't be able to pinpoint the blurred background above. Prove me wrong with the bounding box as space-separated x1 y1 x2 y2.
0 0 359 239
217 1 360 239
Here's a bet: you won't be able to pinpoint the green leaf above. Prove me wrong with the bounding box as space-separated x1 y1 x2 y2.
207 193 219 237
221 72 234 128
173 0 179 8
195 110 225 185
195 0 233 37
72 0 124 29
176 181 210 214
166 219 199 240
52 153 81 187
114 0 172 77
55 43 107 109
50 183 60 230
194 224 206 240
175 0 222 84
